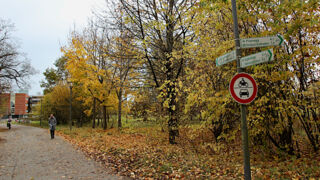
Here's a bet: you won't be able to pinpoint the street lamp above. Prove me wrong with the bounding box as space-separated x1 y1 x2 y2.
68 81 73 131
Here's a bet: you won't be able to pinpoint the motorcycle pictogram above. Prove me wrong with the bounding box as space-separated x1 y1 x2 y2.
238 78 248 88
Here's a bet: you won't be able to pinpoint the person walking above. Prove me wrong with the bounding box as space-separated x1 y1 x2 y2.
7 116 12 129
48 114 57 139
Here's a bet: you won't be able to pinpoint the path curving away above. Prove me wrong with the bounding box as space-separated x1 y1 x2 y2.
0 124 127 180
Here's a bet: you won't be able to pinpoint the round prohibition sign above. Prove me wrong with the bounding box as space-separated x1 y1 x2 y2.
229 73 258 104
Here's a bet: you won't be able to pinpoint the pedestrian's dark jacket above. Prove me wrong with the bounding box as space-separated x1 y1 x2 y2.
48 116 57 130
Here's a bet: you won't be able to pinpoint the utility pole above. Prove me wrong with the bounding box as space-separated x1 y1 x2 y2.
40 99 42 127
231 0 251 179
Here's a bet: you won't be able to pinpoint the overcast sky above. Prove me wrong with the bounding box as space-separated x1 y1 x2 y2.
0 0 106 95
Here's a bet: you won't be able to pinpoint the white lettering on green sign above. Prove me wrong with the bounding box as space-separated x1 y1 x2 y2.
216 50 236 66
240 49 274 68
240 35 284 49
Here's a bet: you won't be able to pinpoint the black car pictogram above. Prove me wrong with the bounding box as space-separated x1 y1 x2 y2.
239 89 249 98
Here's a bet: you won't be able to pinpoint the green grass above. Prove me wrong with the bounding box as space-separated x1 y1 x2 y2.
72 115 161 130
19 120 49 128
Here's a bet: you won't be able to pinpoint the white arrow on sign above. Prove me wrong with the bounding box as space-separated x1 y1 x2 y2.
240 49 274 68
216 50 236 66
240 35 284 49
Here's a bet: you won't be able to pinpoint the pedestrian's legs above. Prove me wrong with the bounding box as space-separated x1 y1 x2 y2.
50 130 54 139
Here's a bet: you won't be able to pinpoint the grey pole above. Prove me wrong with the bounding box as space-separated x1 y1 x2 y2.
40 99 42 127
69 85 72 131
231 0 251 179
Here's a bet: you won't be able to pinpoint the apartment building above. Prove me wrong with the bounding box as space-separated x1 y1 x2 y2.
0 93 11 117
14 93 29 115
0 92 30 118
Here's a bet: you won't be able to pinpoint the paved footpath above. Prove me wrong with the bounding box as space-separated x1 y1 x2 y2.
0 124 126 180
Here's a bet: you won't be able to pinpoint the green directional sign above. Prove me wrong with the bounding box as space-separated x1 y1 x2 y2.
240 49 273 68
216 50 236 66
240 35 284 49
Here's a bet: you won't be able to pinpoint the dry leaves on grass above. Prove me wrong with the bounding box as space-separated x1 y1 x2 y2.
57 127 320 179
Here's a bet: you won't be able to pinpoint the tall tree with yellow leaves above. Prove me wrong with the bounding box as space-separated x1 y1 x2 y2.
118 0 197 144
62 26 118 130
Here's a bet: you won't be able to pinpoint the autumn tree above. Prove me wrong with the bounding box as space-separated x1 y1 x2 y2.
40 56 68 94
236 0 320 154
105 6 142 129
184 0 320 154
118 0 197 144
131 87 158 121
63 24 120 130
35 83 86 125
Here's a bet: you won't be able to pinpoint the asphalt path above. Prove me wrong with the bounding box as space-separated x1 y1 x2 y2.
0 123 125 180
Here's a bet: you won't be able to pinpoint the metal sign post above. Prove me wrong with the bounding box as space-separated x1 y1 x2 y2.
231 0 251 179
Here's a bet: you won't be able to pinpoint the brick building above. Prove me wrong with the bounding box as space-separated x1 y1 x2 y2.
0 93 11 117
14 93 29 116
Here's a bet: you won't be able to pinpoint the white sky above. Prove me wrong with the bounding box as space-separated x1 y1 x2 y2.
0 0 106 95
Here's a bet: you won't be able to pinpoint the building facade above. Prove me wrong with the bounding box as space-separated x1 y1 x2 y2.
14 93 29 116
29 96 43 113
0 92 43 118
0 93 11 117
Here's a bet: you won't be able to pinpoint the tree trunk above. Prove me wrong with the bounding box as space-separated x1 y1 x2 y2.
107 110 110 128
92 98 96 128
77 115 80 128
103 105 107 130
80 112 83 127
168 83 178 144
143 108 148 121
118 88 122 129
166 59 178 144
167 0 179 145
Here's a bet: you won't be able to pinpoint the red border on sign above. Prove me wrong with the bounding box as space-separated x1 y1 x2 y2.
229 73 257 104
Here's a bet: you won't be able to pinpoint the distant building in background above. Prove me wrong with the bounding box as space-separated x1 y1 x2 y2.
10 93 15 114
0 91 44 118
14 93 29 116
0 93 11 117
0 92 43 118
29 96 43 113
